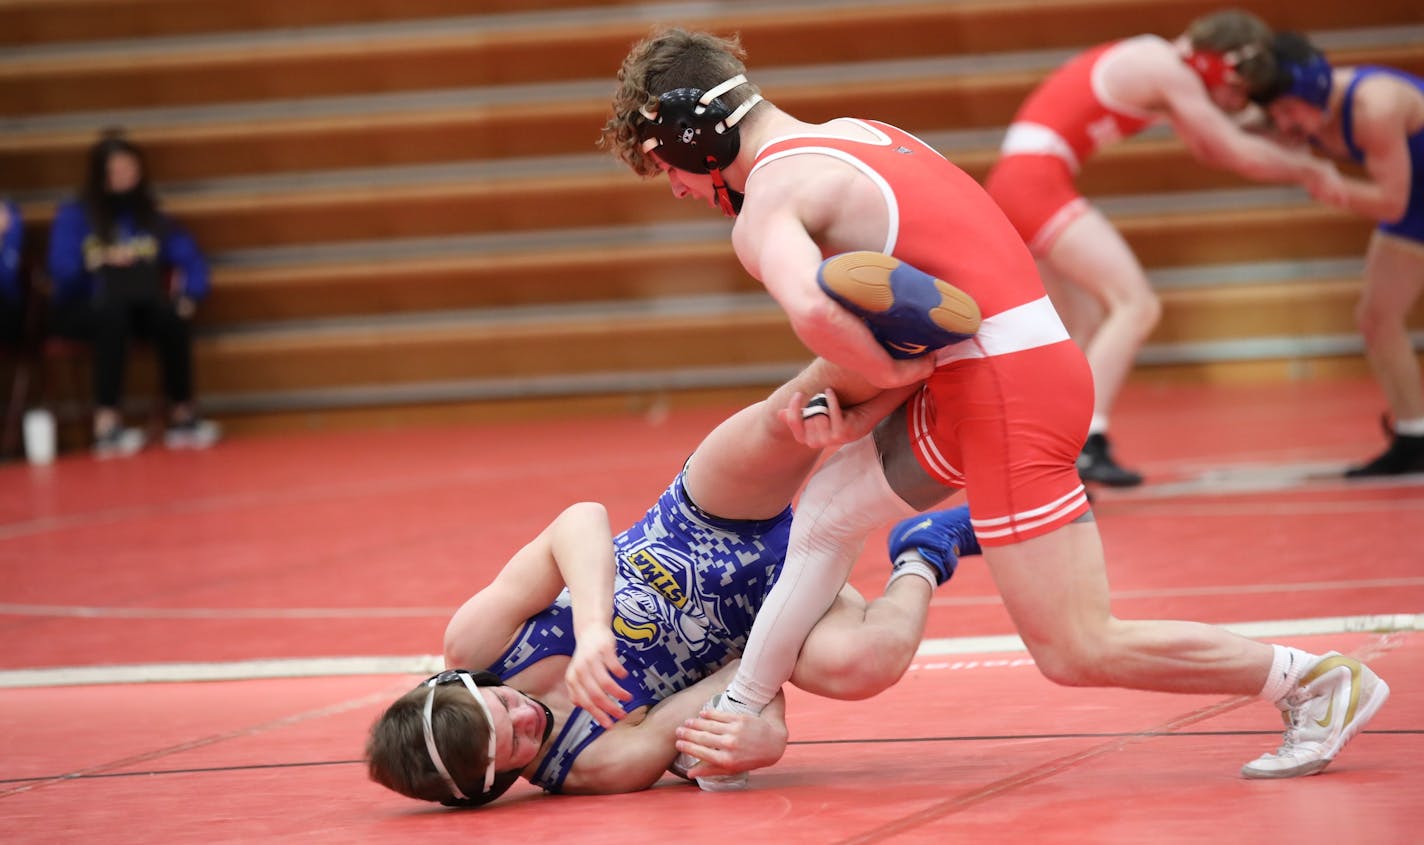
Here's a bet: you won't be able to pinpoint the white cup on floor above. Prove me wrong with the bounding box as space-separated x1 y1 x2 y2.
23 409 57 466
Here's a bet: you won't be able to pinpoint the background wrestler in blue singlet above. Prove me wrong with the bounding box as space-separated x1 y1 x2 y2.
1254 32 1424 477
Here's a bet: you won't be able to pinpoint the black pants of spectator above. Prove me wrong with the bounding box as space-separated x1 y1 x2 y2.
0 296 20 346
49 295 194 409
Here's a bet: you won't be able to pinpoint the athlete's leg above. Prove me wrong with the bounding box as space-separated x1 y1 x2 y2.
1356 233 1424 422
1045 208 1162 421
722 415 948 713
683 358 889 520
984 521 1272 692
790 502 978 699
789 579 932 700
1043 209 1155 485
1345 232 1424 476
1039 259 1105 349
985 522 1390 777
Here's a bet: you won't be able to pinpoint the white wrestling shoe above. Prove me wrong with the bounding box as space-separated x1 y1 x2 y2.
1241 652 1390 779
671 693 751 792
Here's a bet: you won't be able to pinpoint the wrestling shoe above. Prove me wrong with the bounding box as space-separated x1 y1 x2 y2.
671 693 752 791
1241 652 1390 779
164 418 221 450
92 426 146 459
817 251 981 359
1344 431 1424 477
887 505 980 586
1076 433 1144 487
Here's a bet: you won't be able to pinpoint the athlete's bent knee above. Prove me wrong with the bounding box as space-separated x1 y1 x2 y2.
1026 641 1113 688
795 628 917 699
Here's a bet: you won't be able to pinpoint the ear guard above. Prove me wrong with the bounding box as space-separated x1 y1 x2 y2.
421 669 530 809
637 74 763 174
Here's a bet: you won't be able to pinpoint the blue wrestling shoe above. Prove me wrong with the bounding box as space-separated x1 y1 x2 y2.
887 505 980 586
817 251 981 359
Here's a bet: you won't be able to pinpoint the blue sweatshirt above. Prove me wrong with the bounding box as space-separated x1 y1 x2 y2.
0 200 21 303
46 199 210 305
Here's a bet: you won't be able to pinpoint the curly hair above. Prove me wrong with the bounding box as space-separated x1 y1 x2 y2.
599 27 760 177
1185 9 1277 92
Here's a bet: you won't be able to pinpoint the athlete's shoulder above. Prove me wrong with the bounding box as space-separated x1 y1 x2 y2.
1351 66 1424 111
1104 34 1185 75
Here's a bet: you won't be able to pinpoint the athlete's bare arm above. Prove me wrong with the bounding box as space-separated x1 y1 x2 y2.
443 502 631 726
560 660 789 794
733 162 935 388
1122 41 1329 183
1314 76 1416 222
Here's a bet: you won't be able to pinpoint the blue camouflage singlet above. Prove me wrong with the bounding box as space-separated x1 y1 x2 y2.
485 470 791 792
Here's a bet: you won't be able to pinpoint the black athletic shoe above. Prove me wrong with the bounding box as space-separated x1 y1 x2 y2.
1077 432 1144 487
1344 432 1424 478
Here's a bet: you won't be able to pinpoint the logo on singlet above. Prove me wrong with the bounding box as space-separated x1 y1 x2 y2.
613 616 657 642
1086 115 1123 150
895 146 913 155
887 340 928 356
627 548 688 607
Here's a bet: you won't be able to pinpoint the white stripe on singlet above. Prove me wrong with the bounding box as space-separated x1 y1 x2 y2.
932 296 1070 365
750 145 899 256
970 485 1091 540
999 122 1080 170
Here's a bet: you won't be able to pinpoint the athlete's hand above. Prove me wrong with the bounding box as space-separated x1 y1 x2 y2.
778 380 918 450
856 351 936 390
566 626 631 728
675 700 788 777
779 388 844 450
1301 160 1349 209
777 388 870 450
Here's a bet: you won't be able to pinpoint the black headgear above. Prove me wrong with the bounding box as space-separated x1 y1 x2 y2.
638 75 763 215
420 669 554 809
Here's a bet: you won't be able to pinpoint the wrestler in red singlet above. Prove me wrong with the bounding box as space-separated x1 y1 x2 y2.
751 120 1093 544
984 38 1160 255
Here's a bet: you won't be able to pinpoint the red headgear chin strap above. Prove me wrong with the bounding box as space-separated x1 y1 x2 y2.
708 164 741 217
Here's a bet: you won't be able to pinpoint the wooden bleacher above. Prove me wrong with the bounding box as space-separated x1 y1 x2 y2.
3 0 1421 438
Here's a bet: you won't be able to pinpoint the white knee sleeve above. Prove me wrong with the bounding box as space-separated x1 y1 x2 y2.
727 436 919 711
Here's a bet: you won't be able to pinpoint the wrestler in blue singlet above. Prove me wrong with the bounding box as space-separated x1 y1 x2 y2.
485 469 791 792
1338 66 1424 243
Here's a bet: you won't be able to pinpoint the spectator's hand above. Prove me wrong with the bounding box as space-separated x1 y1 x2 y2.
675 698 788 777
174 296 197 320
103 244 137 266
565 625 631 728
778 388 881 450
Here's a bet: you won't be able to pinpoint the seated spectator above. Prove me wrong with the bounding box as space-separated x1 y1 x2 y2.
46 130 219 457
0 198 22 346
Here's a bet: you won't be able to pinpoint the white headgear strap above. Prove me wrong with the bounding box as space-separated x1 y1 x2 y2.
422 672 497 799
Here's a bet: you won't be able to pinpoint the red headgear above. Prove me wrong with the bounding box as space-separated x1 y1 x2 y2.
1183 49 1239 89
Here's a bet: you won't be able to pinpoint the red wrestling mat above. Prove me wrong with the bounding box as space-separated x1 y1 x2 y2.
0 632 1417 844
1 377 1421 843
